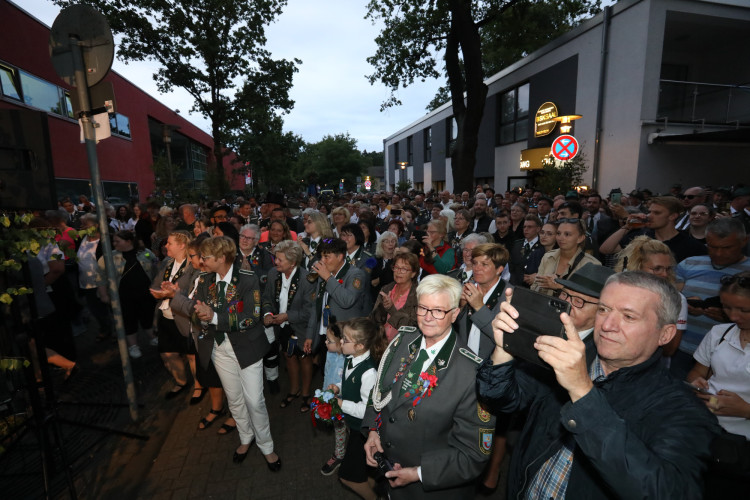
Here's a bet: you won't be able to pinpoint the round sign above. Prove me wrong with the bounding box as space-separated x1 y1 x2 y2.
551 135 579 161
534 102 558 137
364 180 372 188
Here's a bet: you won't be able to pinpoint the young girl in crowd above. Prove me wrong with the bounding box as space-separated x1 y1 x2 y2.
320 320 346 476
325 317 387 500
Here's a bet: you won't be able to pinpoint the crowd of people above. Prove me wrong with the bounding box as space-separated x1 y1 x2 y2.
28 182 750 498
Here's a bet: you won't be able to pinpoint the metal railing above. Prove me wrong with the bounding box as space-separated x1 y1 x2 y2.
657 79 750 127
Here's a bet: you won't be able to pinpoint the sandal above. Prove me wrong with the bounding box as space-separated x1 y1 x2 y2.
218 423 237 435
198 407 226 430
279 392 300 409
300 395 311 413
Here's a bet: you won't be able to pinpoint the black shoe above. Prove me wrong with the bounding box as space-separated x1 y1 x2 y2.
233 450 248 464
165 384 188 400
189 388 206 406
268 379 280 395
266 457 281 472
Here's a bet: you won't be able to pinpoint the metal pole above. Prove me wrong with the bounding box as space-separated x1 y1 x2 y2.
70 36 139 421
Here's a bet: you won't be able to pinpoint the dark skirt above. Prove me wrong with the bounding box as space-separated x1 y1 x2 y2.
194 342 223 388
339 429 369 483
157 314 187 354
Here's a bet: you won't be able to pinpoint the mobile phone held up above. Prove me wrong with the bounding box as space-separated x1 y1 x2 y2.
502 288 571 368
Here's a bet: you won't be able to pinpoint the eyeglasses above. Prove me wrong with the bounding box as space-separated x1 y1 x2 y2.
416 305 455 319
213 215 228 221
559 290 598 309
393 266 412 273
239 235 257 240
720 275 750 287
188 253 197 259
341 337 356 344
199 255 214 261
556 218 581 225
690 212 710 217
682 194 700 200
324 338 338 345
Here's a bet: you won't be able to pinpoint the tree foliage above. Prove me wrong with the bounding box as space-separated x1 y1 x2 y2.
534 147 589 196
295 134 370 192
366 0 600 193
53 0 297 195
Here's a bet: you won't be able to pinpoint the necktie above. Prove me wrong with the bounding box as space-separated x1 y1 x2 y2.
523 242 530 257
310 240 318 252
347 357 354 370
588 217 594 232
400 349 429 396
215 281 226 345
346 255 353 265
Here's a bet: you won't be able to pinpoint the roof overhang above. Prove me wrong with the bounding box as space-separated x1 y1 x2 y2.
648 127 750 146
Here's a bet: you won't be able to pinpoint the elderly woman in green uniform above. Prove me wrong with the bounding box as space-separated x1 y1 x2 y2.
363 274 495 499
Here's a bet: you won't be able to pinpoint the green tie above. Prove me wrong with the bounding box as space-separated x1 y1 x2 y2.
215 281 226 345
400 349 429 396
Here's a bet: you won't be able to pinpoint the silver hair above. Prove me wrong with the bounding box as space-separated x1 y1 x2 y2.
461 233 489 248
375 231 398 258
439 209 455 232
706 217 746 240
240 224 260 236
604 271 681 327
273 239 303 265
417 274 462 309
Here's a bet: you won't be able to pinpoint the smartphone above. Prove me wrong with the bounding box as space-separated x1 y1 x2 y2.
373 452 394 478
610 192 622 204
391 209 402 216
502 288 571 368
687 298 706 308
684 381 713 395
412 230 426 241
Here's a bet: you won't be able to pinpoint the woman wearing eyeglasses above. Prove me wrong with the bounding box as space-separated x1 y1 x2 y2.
419 219 456 275
532 218 600 295
685 203 715 246
363 275 494 498
370 252 419 341
615 236 687 362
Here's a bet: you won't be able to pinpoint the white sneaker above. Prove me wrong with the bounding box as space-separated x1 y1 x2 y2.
128 345 142 359
150 337 159 347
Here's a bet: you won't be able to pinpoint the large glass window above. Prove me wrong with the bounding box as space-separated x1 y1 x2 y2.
0 64 21 100
19 70 62 114
423 127 432 162
497 82 529 145
446 117 457 155
109 113 131 138
407 136 413 165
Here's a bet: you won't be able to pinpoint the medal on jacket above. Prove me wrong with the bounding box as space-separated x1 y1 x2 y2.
407 408 416 422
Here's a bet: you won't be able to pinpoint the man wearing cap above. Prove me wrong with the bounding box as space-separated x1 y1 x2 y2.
478 269 719 499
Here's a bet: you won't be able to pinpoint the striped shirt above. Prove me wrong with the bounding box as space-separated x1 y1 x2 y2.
676 256 750 354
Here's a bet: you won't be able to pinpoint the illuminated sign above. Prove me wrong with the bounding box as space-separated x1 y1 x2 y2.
534 102 558 137
520 147 552 170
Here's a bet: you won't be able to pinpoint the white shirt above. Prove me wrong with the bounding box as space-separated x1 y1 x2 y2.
694 323 750 439
418 331 452 371
523 236 539 248
278 267 296 327
160 258 185 320
77 236 100 289
467 279 502 355
210 264 234 325
318 263 345 336
337 352 377 420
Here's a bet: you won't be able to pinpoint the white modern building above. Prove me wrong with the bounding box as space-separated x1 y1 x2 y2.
383 0 750 195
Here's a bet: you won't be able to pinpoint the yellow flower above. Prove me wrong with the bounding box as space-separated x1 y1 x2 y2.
0 294 13 304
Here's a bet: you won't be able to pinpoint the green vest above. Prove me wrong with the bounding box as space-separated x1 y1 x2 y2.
341 356 376 430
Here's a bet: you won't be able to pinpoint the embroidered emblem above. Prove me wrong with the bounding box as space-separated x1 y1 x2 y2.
353 277 362 289
398 326 417 333
479 428 493 455
477 403 491 423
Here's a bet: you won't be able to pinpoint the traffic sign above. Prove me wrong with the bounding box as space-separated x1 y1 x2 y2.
551 135 579 161
364 180 372 190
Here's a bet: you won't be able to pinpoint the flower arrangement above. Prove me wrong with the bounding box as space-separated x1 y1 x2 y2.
309 389 344 427
408 372 439 407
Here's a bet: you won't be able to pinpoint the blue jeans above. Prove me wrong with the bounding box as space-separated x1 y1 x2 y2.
323 352 345 390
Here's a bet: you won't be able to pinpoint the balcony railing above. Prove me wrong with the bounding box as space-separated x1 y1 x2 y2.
657 79 750 127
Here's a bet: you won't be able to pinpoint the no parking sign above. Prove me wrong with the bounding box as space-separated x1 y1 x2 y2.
551 135 579 161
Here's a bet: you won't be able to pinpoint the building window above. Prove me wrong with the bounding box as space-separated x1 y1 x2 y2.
19 70 63 114
191 142 208 172
446 117 457 155
394 142 399 166
63 92 74 119
497 82 529 145
109 113 131 138
423 127 432 162
0 64 21 101
407 136 413 165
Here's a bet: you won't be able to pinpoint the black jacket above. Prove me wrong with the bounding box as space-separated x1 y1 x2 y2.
477 349 720 499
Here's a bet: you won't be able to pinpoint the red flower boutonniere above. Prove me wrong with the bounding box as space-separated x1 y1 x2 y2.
337 279 343 284
411 372 439 407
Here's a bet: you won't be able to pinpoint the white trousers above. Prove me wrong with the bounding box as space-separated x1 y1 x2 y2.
211 339 274 455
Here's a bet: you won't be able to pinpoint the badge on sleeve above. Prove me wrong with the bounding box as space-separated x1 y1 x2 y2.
479 428 493 455
477 403 491 423
353 277 362 290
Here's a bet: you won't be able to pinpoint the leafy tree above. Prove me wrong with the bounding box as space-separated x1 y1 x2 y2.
534 146 589 196
296 134 370 192
362 150 385 166
227 58 303 194
54 0 296 195
366 0 600 193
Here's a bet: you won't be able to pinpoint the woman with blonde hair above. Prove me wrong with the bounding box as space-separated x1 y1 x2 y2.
331 206 351 237
299 210 333 270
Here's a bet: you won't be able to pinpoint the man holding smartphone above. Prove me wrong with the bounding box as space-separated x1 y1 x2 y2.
477 271 719 499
